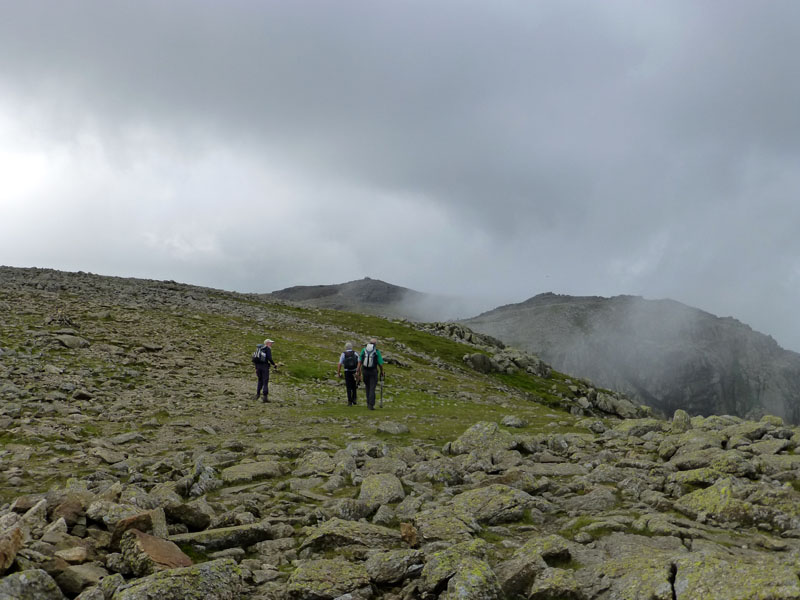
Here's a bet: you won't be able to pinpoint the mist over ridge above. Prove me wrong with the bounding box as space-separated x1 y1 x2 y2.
271 277 800 424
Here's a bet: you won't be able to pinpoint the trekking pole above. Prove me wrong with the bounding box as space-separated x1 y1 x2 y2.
380 373 384 408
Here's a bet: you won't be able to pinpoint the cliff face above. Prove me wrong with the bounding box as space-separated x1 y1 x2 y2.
465 293 800 423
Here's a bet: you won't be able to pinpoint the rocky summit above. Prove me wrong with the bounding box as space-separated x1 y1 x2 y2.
3 266 800 600
465 292 800 424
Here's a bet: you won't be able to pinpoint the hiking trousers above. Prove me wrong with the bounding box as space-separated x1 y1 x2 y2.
255 364 271 399
362 368 378 409
344 371 358 405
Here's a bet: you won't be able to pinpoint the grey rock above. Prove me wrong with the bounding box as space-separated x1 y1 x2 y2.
112 558 242 600
287 558 370 600
358 473 405 513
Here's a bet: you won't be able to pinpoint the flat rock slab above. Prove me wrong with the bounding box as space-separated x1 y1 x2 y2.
220 461 285 485
300 517 402 552
528 463 587 477
170 521 273 551
450 484 536 524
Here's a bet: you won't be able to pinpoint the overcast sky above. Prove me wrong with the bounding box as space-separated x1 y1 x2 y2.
1 1 800 349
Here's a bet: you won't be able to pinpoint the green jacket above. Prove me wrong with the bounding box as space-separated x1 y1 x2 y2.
359 346 384 368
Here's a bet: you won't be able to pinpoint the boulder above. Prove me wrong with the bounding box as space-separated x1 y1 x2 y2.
358 473 406 514
450 484 537 524
364 549 424 585
112 558 242 600
300 518 402 552
449 422 517 456
0 568 66 600
287 558 370 600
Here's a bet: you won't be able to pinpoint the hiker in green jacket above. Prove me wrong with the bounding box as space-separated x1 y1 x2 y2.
356 337 384 410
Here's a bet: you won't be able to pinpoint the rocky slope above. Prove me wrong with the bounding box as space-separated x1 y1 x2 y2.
3 267 800 599
464 292 800 424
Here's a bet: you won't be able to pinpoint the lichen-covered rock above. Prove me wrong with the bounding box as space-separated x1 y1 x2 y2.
440 556 502 600
757 453 800 475
300 517 402 552
720 421 772 441
614 418 666 438
669 447 727 471
495 538 553 598
450 484 536 524
413 504 481 543
112 558 242 600
286 558 370 600
358 473 406 513
673 553 800 599
0 568 66 600
709 450 757 478
419 539 489 595
528 567 584 600
674 479 781 529
561 486 618 514
86 501 146 531
580 534 684 600
671 409 692 433
220 460 286 485
364 548 424 584
294 451 337 477
449 422 516 456
164 497 216 530
659 430 724 461
592 392 643 419
409 458 465 486
668 467 724 488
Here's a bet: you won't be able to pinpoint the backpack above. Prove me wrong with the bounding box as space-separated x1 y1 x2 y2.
343 350 358 371
363 344 377 369
252 345 267 364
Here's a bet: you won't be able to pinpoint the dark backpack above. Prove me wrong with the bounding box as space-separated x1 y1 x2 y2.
252 346 267 364
343 350 358 371
363 345 378 369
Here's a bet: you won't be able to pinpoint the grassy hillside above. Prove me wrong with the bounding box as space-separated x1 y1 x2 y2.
0 268 588 503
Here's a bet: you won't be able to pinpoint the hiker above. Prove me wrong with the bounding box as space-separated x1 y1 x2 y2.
252 338 277 402
356 337 384 410
337 342 359 406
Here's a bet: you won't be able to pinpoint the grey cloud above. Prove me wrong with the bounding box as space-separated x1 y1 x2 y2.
1 1 799 349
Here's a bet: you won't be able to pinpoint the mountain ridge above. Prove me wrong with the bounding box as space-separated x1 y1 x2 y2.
464 292 800 423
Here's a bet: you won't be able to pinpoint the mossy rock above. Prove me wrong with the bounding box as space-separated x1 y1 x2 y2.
673 554 800 599
287 558 370 600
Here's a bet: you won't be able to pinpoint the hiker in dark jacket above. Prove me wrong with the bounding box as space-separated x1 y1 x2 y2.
254 339 277 402
356 337 384 410
337 342 359 406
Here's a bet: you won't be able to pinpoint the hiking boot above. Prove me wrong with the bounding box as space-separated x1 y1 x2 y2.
262 396 270 403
